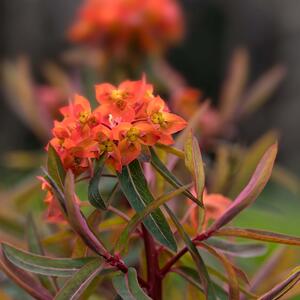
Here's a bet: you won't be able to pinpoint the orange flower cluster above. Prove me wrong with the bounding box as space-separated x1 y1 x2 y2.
49 78 187 176
69 0 183 53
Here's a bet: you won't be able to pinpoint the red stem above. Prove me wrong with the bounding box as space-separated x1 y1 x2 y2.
142 225 162 300
160 231 212 277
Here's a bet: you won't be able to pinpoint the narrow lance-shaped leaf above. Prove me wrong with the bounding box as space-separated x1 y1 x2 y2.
88 155 109 209
205 238 267 258
47 144 66 190
2 242 94 277
175 266 256 299
241 65 286 118
42 167 67 215
64 170 108 256
184 131 205 205
198 242 240 299
0 247 52 300
112 267 151 300
72 209 102 258
55 259 103 300
219 48 249 121
27 215 57 293
164 205 217 300
207 143 278 234
117 160 177 252
172 267 230 299
258 266 300 300
150 147 202 207
115 184 191 253
214 227 300 246
167 102 209 170
229 130 278 198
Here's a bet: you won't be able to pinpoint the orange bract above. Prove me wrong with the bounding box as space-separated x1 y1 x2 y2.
68 0 184 54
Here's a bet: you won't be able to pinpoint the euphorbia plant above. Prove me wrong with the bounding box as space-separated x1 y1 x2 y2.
1 78 300 300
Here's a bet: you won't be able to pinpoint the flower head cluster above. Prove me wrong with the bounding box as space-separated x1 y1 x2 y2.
68 0 183 54
48 78 187 176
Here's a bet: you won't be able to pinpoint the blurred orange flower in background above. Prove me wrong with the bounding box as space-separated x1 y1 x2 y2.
189 188 232 231
68 0 184 54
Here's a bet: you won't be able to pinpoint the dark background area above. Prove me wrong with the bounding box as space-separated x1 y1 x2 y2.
1 0 299 172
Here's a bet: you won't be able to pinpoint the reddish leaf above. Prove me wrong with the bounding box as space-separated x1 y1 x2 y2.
214 227 300 246
258 266 300 300
64 171 107 256
207 143 277 233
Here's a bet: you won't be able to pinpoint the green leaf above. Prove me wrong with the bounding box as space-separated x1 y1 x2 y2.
205 238 267 258
198 242 240 299
27 215 57 293
173 267 230 299
164 205 217 300
47 144 66 190
207 143 278 233
150 147 202 207
0 246 53 300
88 155 109 209
2 242 94 277
55 259 103 300
214 227 300 246
206 265 256 298
112 267 151 300
116 184 191 253
117 160 177 252
184 131 205 205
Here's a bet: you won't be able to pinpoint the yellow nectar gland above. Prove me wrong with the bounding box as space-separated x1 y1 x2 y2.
146 90 154 98
126 127 140 142
151 112 166 127
79 111 90 124
99 140 114 153
111 89 126 110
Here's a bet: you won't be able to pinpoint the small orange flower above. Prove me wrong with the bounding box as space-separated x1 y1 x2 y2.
147 96 187 144
95 80 143 125
113 122 159 165
92 124 122 172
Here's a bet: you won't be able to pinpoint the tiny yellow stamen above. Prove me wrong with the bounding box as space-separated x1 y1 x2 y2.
111 89 123 101
146 90 154 98
126 127 140 142
151 112 165 125
111 89 127 110
79 111 89 123
99 140 114 153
